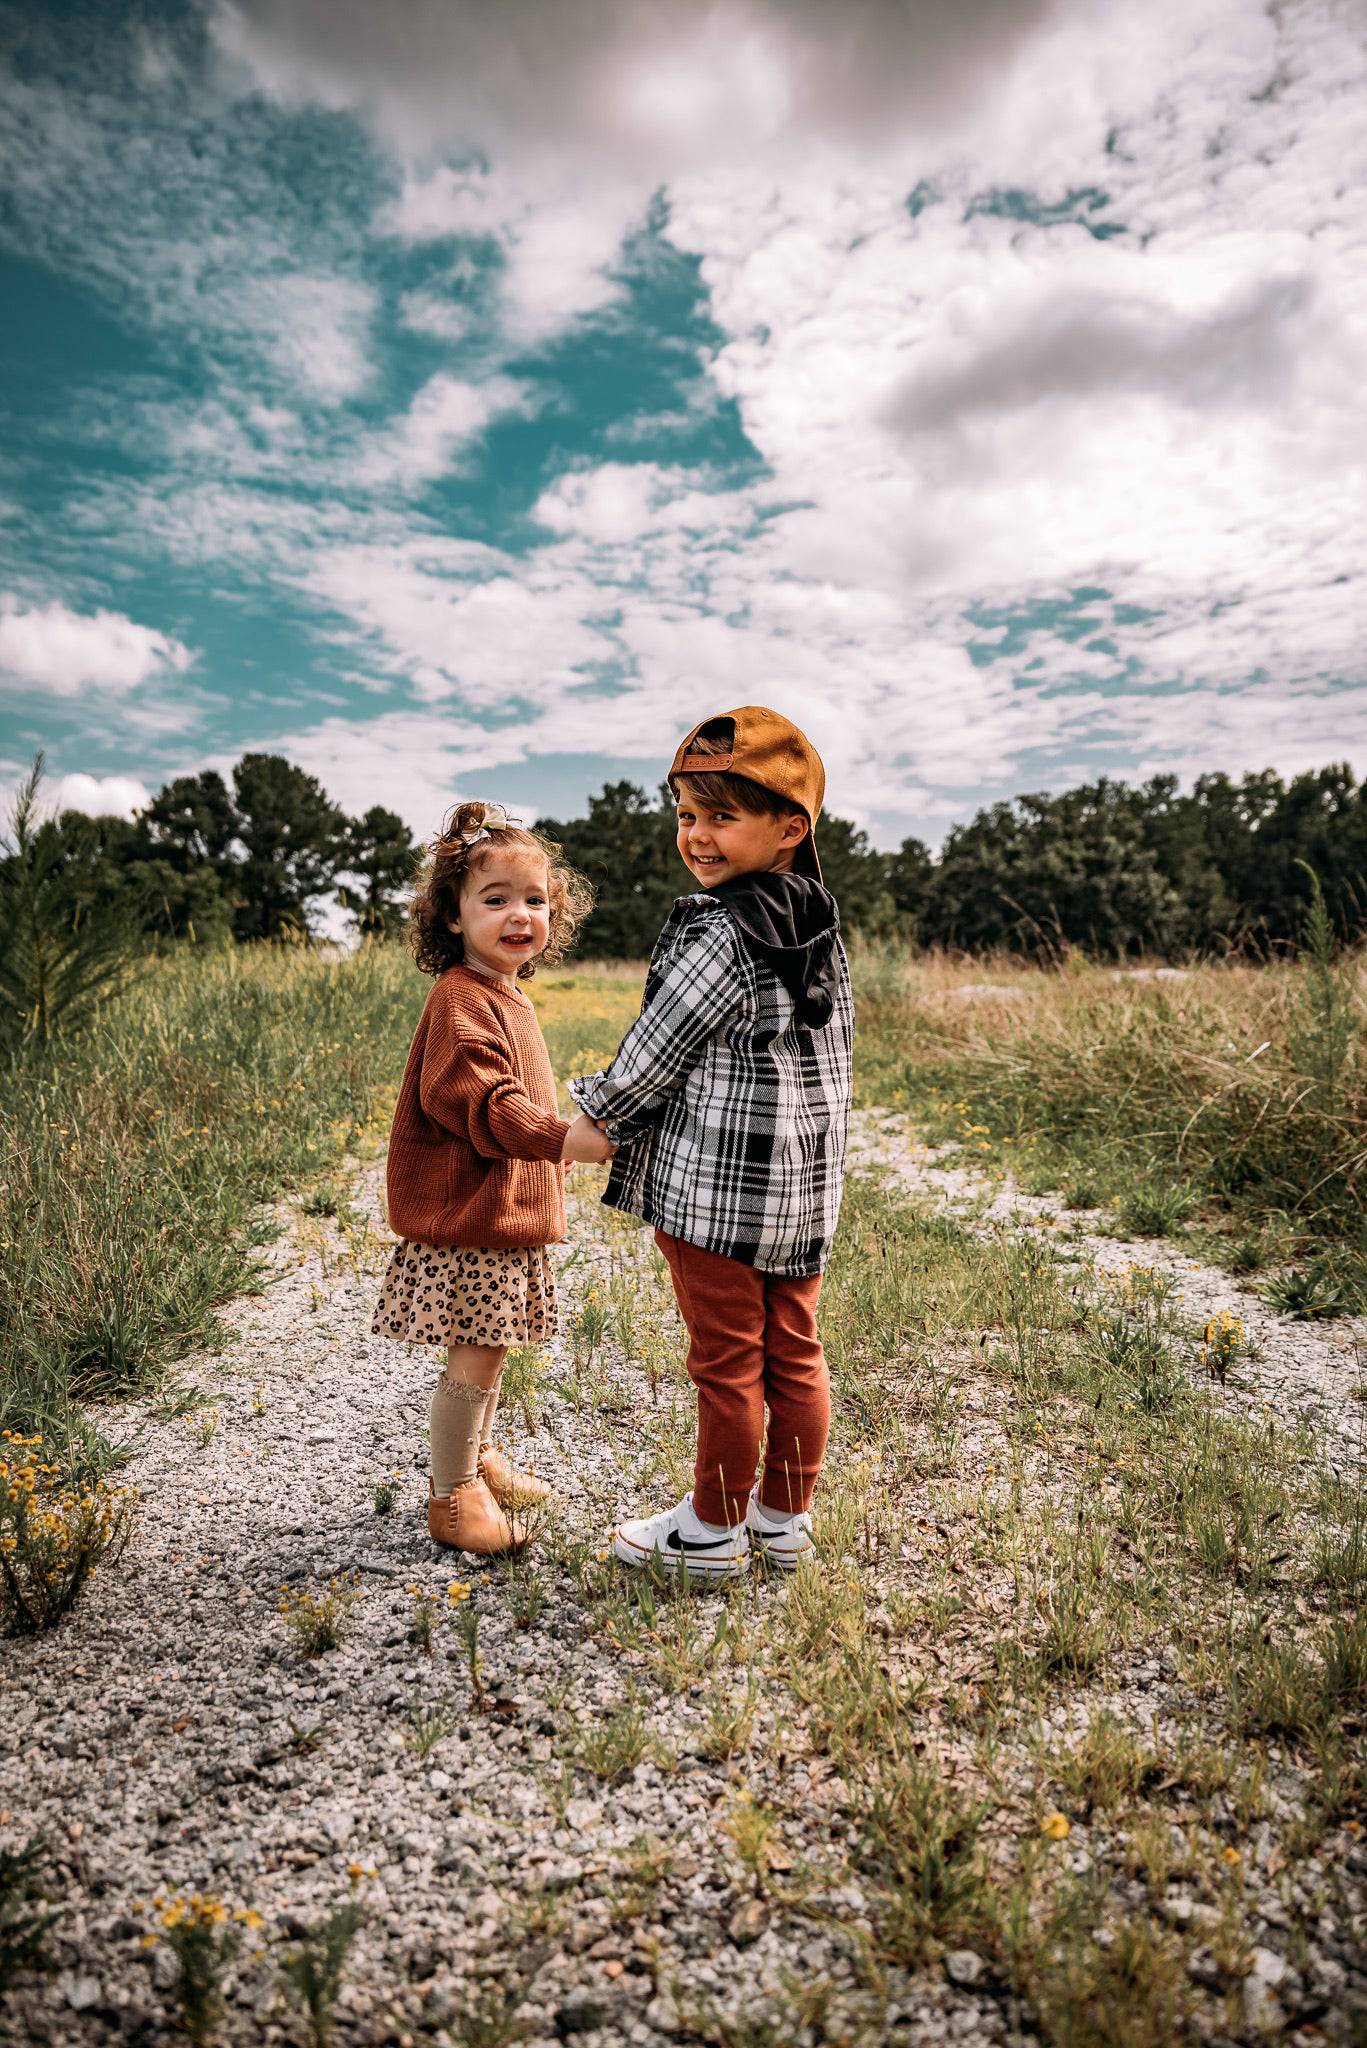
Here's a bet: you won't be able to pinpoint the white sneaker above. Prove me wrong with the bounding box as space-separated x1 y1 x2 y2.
745 1491 817 1571
611 1494 750 1579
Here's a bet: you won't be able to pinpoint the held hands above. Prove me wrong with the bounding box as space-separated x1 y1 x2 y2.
561 1112 617 1165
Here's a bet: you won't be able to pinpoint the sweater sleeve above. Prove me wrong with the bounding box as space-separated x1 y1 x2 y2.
569 916 741 1139
419 1017 569 1163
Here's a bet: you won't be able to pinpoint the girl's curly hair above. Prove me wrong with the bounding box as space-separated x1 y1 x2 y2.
408 800 594 980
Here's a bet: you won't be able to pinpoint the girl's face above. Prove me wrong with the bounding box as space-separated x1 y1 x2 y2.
452 853 551 981
675 784 809 887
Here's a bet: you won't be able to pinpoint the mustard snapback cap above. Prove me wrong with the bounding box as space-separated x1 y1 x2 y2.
669 705 826 882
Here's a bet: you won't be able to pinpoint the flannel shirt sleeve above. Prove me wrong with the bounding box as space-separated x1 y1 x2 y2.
569 916 740 1139
419 1018 569 1163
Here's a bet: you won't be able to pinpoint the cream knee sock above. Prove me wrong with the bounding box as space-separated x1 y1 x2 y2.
430 1374 489 1496
480 1371 502 1448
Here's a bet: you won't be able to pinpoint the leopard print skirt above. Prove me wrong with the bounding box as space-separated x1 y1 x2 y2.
371 1242 558 1347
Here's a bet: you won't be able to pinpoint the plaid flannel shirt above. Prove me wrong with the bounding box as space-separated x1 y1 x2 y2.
569 892 854 1276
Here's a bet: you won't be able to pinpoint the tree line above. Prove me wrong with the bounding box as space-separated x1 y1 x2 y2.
7 754 418 946
542 765 1367 958
5 752 1366 974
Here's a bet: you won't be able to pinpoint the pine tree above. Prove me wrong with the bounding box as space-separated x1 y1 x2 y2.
0 757 137 1050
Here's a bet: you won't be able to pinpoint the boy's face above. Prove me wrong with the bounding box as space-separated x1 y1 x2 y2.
675 783 810 887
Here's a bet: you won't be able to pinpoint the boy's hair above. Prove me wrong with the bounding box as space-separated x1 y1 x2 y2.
408 800 594 981
669 718 803 821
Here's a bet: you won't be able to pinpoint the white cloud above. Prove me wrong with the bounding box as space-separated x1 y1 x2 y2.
300 536 615 704
212 0 1086 168
650 0 1367 733
378 163 641 344
398 289 471 341
253 273 376 403
0 37 379 407
0 597 194 697
532 464 667 544
50 771 153 819
886 267 1319 430
8 0 1365 849
220 709 534 837
354 373 531 487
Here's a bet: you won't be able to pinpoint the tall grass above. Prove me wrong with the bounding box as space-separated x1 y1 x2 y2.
1 941 425 1440
1 947 647 1451
849 936 1367 1293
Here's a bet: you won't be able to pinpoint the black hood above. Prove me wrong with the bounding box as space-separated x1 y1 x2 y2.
711 870 841 1028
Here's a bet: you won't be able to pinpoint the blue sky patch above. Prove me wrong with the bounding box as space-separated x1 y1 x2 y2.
1 0 1362 851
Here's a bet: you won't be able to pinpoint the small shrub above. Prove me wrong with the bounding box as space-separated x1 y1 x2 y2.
1228 1627 1321 1738
1263 1262 1349 1319
300 1182 362 1230
285 1718 334 1755
278 1575 362 1656
406 1583 440 1653
184 1406 218 1450
1012 1886 1192 2048
1087 1312 1181 1412
576 1704 651 1782
1311 1515 1367 1597
135 1892 264 2048
1319 1611 1367 1716
1119 1184 1196 1238
0 1432 138 1635
701 1681 760 1761
405 1692 460 1759
1054 1711 1158 1816
276 1891 367 2048
448 1973 531 2048
1031 1531 1119 1679
454 1597 485 1706
854 1750 991 1965
569 1286 608 1368
1198 1309 1248 1384
371 1472 401 1516
507 1557 545 1632
0 1834 61 1990
719 1787 780 1888
500 1343 546 1430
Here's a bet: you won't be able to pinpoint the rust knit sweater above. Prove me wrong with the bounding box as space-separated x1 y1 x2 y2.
385 965 571 1250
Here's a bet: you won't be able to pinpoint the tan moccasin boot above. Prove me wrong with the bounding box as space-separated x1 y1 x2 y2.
428 1476 528 1555
479 1443 552 1508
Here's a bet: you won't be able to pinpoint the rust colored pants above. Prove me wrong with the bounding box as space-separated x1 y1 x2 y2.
654 1229 831 1528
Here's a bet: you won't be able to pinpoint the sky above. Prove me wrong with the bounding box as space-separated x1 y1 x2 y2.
1 0 1365 852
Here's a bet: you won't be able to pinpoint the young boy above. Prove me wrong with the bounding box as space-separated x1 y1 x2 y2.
566 705 854 1578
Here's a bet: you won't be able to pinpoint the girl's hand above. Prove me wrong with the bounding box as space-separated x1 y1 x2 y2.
561 1113 617 1164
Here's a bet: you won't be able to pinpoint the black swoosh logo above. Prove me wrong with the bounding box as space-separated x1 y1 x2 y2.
665 1529 738 1553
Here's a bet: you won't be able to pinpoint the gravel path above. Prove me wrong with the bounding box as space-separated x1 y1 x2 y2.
4 1119 1364 2047
4 1155 1012 2048
850 1109 1367 1470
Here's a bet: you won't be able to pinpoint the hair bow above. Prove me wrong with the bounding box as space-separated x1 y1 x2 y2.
468 803 515 844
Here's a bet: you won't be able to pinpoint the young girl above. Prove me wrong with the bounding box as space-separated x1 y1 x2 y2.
372 801 613 1556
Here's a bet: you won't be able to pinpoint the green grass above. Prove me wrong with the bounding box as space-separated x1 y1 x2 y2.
1 946 648 1450
10 941 1366 2039
848 936 1367 1302
1 941 425 1442
556 1131 1366 2044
